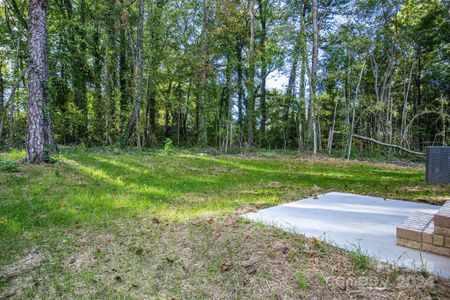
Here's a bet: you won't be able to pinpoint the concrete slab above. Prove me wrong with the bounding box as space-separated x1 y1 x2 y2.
243 192 450 278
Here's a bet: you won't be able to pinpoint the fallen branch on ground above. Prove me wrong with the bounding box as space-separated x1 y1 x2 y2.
352 134 425 156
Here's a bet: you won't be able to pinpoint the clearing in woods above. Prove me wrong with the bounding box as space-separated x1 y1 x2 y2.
1 149 449 298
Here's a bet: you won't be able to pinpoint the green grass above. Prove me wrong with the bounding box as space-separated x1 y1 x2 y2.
1 149 449 298
1 149 448 239
348 244 371 272
295 269 308 290
1 149 449 250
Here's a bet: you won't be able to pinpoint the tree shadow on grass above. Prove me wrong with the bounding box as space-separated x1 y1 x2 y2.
0 153 441 244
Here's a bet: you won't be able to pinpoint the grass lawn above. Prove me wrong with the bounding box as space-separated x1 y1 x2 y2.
1 149 449 299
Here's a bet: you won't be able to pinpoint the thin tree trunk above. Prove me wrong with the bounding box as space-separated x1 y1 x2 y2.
236 40 244 133
0 59 4 144
105 0 117 145
198 0 209 147
247 0 255 147
310 0 319 154
347 61 366 160
123 0 144 147
285 22 301 149
92 13 104 145
76 0 88 140
26 0 48 163
401 61 414 145
298 3 307 152
258 0 267 135
225 55 233 153
440 97 447 146
119 0 131 126
328 95 339 155
163 80 173 138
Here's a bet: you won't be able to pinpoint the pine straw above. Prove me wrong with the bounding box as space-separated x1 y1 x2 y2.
1 210 449 299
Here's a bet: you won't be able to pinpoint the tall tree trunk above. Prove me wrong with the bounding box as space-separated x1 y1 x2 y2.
163 81 173 138
183 81 191 139
347 62 366 160
258 0 267 135
285 11 303 149
401 61 414 145
225 54 233 153
247 0 255 147
26 0 48 163
328 95 338 155
310 0 319 154
119 0 132 127
123 0 144 147
92 13 104 145
198 0 209 147
76 0 88 141
236 40 244 133
0 59 4 144
297 3 307 151
105 0 117 145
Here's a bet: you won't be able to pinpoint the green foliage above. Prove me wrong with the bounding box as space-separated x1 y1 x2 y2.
0 157 19 172
159 138 176 156
295 269 308 290
0 0 448 158
348 244 371 272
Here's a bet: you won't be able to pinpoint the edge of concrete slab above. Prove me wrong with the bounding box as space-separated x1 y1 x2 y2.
242 192 450 278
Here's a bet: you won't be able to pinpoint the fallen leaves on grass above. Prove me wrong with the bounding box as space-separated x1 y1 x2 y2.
2 214 450 299
272 240 290 255
221 262 232 272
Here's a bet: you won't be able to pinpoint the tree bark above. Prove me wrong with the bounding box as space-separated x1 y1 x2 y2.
26 0 48 163
123 0 144 147
258 0 267 135
310 0 319 154
401 61 414 145
236 39 244 133
105 0 117 145
198 0 209 147
347 61 365 160
225 54 233 153
298 3 307 151
119 0 132 127
92 9 104 145
328 95 339 155
0 59 4 144
247 0 255 147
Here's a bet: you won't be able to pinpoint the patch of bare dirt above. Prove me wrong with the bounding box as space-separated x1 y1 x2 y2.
0 276 33 299
0 248 44 279
62 252 96 271
0 248 46 299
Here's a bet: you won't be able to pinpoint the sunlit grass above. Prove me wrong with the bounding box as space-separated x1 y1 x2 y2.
0 148 449 264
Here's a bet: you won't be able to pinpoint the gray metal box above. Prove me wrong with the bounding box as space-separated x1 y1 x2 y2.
426 146 450 184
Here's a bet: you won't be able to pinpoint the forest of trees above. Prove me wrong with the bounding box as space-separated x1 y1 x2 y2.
0 0 448 162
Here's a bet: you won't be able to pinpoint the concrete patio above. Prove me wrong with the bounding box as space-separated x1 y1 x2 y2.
244 192 450 277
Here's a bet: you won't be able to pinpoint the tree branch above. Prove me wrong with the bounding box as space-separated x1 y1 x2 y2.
352 134 425 156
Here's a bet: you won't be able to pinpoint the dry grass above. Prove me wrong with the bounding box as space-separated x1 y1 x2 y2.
1 209 449 299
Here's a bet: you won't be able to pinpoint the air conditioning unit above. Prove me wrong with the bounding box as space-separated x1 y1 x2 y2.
426 146 450 184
